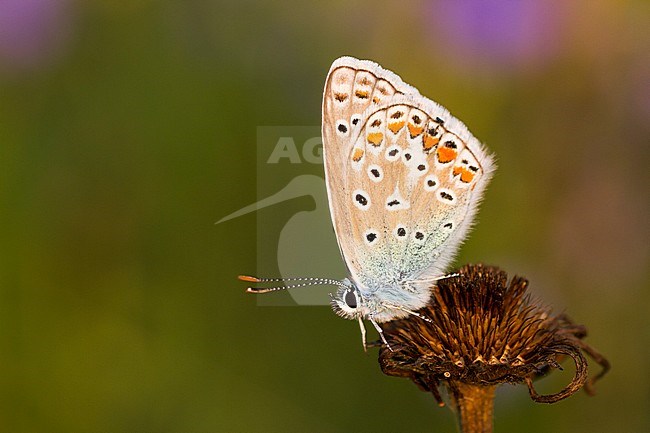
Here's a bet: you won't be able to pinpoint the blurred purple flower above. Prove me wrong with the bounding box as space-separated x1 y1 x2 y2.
429 0 569 70
0 0 73 71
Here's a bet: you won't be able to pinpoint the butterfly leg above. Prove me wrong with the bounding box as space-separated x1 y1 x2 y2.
382 302 433 323
369 317 393 352
358 316 368 352
406 272 460 285
366 339 383 348
440 272 460 280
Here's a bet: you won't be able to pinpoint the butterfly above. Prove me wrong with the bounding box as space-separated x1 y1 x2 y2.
241 56 495 350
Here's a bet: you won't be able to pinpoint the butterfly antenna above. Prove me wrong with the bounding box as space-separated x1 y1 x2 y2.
238 275 344 294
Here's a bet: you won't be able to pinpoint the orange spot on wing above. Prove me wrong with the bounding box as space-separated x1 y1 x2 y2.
352 148 364 162
336 74 349 85
334 92 348 102
355 90 369 99
372 96 380 103
437 146 457 163
367 132 384 146
423 134 439 151
407 124 424 138
460 169 475 183
453 167 475 183
388 121 405 134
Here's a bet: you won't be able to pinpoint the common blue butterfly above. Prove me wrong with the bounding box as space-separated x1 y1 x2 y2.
242 57 495 350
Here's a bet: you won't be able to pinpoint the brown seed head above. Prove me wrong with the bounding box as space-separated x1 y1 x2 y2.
379 264 609 405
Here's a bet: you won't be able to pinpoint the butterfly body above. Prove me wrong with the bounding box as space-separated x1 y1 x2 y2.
331 278 431 323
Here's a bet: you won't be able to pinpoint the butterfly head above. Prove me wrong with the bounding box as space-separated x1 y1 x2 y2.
330 281 371 320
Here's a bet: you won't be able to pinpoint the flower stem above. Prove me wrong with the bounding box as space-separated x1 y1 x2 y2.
449 382 496 433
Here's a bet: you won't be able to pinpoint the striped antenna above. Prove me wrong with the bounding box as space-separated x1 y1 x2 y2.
238 275 345 294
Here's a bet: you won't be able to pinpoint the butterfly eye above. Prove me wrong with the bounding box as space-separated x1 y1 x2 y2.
344 289 357 309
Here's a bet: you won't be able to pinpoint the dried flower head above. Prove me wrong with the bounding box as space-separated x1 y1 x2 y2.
379 264 609 409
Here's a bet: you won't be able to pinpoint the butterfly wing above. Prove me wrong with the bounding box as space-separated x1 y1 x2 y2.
359 94 496 285
322 57 418 277
322 57 495 295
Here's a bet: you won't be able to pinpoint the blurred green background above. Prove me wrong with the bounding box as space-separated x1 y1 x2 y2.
1 1 648 432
